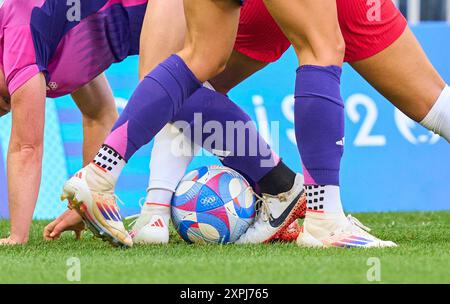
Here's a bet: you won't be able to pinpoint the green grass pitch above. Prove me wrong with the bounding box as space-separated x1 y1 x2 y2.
0 211 449 284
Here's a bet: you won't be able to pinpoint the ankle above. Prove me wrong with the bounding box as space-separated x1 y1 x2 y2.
142 203 170 215
92 145 126 182
306 209 346 221
145 189 173 206
258 161 296 195
305 185 344 214
85 163 116 191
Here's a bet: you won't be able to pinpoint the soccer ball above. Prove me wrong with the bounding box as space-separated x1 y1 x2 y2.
172 165 256 244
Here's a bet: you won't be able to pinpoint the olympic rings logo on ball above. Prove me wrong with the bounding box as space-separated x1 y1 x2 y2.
200 196 217 206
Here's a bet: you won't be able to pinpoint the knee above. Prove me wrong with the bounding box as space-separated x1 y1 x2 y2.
179 46 230 82
196 53 229 81
11 143 43 164
205 55 229 79
293 30 346 66
329 35 346 63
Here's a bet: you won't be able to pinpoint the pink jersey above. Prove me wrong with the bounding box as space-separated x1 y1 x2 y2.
0 0 147 98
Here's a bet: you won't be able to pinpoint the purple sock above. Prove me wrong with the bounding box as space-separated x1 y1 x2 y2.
295 65 344 186
104 55 201 161
173 87 279 184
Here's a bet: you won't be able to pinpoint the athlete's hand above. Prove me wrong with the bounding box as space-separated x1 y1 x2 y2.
43 209 85 241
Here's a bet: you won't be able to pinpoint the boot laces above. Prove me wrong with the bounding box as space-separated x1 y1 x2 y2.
346 214 371 232
254 192 272 222
253 191 289 223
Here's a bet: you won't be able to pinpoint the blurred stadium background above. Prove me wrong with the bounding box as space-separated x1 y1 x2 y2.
0 0 449 220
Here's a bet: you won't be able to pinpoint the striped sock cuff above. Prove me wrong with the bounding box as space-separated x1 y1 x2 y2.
93 145 126 179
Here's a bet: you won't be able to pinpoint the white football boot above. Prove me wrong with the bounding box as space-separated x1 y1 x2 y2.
128 201 170 244
297 211 397 248
61 163 132 247
235 173 306 244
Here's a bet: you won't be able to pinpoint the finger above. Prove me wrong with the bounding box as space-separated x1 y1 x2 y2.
44 209 72 240
49 222 67 239
43 232 53 241
43 222 58 240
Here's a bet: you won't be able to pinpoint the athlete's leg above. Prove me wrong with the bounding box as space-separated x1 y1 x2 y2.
164 49 300 196
132 124 201 244
263 0 346 199
135 83 287 244
248 0 395 248
62 0 242 247
145 50 269 202
350 27 450 142
265 1 346 208
138 0 186 79
175 85 306 245
176 1 241 82
130 0 188 243
210 51 301 198
264 0 344 66
102 0 240 168
209 50 268 94
235 0 346 244
130 0 241 243
174 87 278 179
133 0 300 244
45 74 118 241
138 1 296 240
133 48 303 243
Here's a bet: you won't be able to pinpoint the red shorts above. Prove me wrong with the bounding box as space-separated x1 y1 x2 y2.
234 0 290 63
235 0 407 63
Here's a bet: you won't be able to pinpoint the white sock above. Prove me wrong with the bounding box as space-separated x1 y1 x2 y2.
305 185 344 215
421 85 450 143
148 124 200 192
142 123 201 225
92 145 126 181
143 189 172 221
131 189 172 234
145 189 173 205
